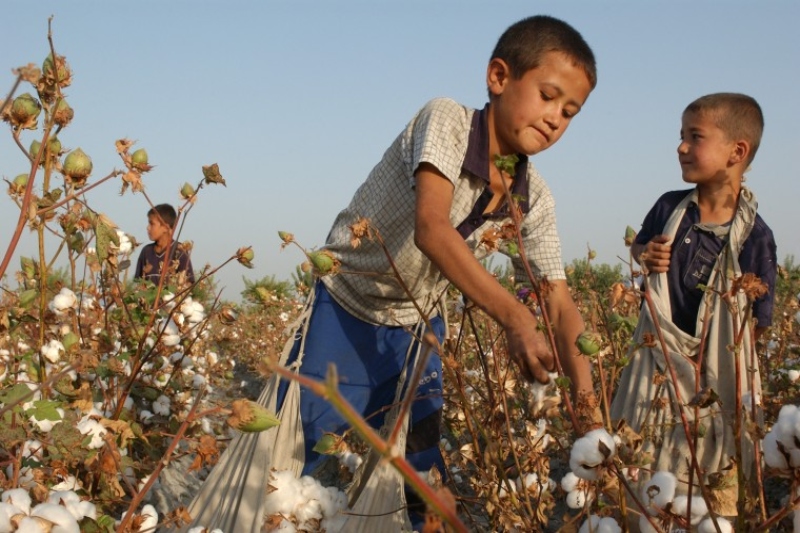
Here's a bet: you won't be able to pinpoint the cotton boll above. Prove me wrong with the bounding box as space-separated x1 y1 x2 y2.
569 428 616 480
518 473 539 492
41 339 65 363
671 494 708 524
1 488 31 515
161 332 181 347
264 471 306 516
115 230 132 255
561 471 580 492
764 427 792 470
50 288 77 313
337 451 363 474
31 503 80 533
77 417 106 449
579 515 621 533
642 471 677 512
51 476 81 492
187 311 205 324
320 486 347 519
294 498 323 525
152 395 171 417
775 404 799 442
698 516 733 533
47 491 96 522
0 502 23 533
566 489 587 509
21 440 43 460
14 517 50 533
137 504 158 532
46 490 80 507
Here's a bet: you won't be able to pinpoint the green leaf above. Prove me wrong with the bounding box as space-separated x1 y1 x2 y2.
554 376 572 389
27 400 63 421
94 216 119 263
19 289 38 308
0 383 35 406
492 154 519 176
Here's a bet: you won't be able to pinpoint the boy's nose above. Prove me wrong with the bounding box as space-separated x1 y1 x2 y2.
543 109 561 130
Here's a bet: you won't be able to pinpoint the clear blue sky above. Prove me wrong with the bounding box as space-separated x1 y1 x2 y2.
2 1 798 301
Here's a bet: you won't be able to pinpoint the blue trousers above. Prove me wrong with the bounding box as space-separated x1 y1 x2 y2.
276 283 446 480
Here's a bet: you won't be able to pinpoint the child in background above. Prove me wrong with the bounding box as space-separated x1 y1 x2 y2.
134 203 195 286
611 93 777 521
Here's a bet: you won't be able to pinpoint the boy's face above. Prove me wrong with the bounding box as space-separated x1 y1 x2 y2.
487 51 592 156
146 214 170 243
678 111 741 185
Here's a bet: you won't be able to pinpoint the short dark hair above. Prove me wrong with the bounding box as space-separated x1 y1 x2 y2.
684 93 764 165
148 203 177 229
491 15 597 89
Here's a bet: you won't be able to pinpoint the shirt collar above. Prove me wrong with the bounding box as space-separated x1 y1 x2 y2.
462 103 530 212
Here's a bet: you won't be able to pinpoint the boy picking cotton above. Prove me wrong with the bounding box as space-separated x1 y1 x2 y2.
279 14 599 527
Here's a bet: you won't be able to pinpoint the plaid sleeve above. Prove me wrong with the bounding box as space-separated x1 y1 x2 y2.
406 98 470 187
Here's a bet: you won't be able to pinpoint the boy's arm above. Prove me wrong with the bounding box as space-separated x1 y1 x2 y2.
133 248 145 280
415 163 559 385
542 280 592 394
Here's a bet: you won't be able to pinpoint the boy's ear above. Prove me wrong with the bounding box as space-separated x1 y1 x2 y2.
730 139 750 165
486 58 511 97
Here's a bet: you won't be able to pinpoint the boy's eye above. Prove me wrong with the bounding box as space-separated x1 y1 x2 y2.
540 92 553 101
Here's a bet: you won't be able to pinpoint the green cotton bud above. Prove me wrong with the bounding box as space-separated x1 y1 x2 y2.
11 174 29 194
227 400 280 433
19 289 38 308
42 53 72 86
312 433 343 455
53 98 74 127
8 93 42 130
624 226 637 247
236 247 255 268
575 331 602 356
307 250 339 276
180 182 195 199
63 148 93 180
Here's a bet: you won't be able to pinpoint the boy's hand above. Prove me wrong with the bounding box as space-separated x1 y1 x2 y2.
640 234 672 273
505 312 554 383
